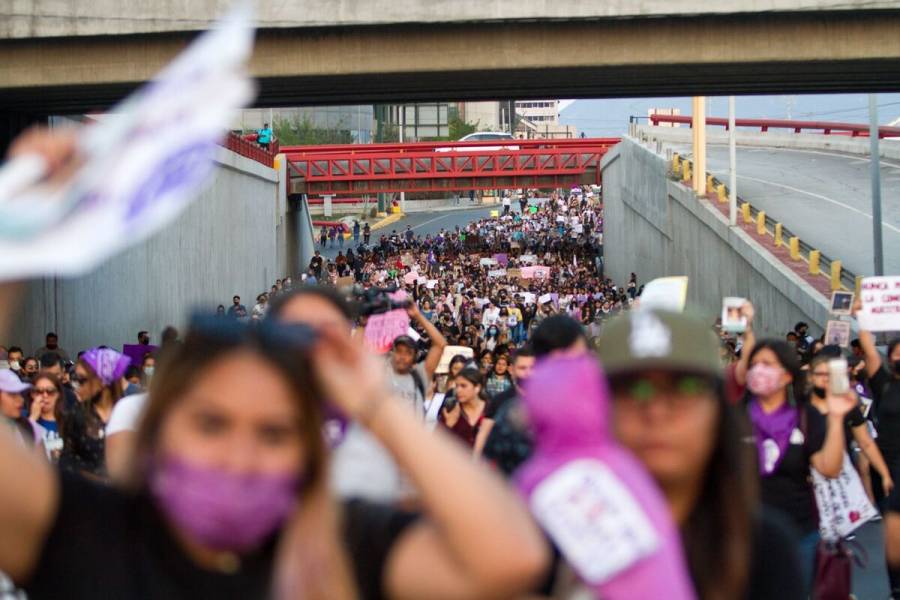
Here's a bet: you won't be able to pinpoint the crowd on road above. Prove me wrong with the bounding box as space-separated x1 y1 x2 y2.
2 179 900 599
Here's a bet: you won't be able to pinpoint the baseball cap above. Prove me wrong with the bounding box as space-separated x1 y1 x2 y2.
391 335 417 350
0 368 32 394
595 309 721 378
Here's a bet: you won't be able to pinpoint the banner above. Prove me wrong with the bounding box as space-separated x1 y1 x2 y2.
858 276 900 332
0 5 255 281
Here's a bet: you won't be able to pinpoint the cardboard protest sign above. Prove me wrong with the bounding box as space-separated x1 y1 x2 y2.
507 268 521 279
858 276 900 331
638 277 689 313
364 309 410 354
336 275 355 288
825 320 851 348
721 297 747 333
0 5 255 280
436 345 475 374
488 269 507 278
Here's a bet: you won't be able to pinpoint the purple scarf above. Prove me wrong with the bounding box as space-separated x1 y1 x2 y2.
748 400 798 476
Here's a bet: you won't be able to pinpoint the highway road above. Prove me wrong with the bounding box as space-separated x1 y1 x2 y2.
687 145 900 277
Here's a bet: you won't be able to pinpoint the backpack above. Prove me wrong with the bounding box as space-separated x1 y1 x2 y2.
409 368 426 406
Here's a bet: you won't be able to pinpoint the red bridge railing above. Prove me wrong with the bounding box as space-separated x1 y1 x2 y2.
220 132 277 167
649 114 900 138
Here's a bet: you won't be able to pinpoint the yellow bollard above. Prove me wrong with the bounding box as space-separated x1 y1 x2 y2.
830 259 842 291
706 174 715 192
789 237 800 260
809 250 821 276
855 275 863 296
716 183 727 203
683 161 692 183
672 154 681 175
774 223 783 247
756 211 767 236
741 203 752 224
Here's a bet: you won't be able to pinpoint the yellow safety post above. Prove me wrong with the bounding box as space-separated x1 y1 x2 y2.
741 202 752 224
774 223 783 247
830 260 842 291
672 154 681 176
706 174 715 192
789 237 800 260
683 161 692 183
809 250 821 276
855 275 863 296
716 183 727 203
756 211 767 236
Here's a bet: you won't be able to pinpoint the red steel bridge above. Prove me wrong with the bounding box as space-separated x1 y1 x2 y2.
282 138 620 197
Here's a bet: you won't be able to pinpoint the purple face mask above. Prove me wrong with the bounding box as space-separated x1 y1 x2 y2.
149 456 300 553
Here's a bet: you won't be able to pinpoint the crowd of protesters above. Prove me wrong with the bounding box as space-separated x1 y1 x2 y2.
1 173 900 598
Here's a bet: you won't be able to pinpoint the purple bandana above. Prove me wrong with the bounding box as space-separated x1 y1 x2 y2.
81 347 132 386
748 400 798 476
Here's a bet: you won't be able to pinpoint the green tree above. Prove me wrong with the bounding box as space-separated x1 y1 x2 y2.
449 116 480 140
274 114 355 146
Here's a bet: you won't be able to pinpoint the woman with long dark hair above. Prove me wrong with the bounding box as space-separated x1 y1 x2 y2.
27 372 66 462
59 347 129 477
440 367 489 451
0 310 548 600
737 337 854 589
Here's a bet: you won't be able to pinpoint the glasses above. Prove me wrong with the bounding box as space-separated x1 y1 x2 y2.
611 375 716 408
33 387 59 396
72 374 91 385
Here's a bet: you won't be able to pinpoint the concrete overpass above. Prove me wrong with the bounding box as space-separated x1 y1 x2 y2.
3 1 900 117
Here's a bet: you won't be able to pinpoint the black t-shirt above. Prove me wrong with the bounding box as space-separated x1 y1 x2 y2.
871 368 900 465
755 403 826 535
482 395 534 477
23 473 417 600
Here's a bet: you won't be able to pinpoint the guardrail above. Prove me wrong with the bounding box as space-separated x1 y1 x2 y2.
221 132 277 167
650 114 900 139
670 154 859 294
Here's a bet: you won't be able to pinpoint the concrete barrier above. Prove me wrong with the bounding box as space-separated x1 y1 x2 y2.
602 136 831 338
9 146 287 354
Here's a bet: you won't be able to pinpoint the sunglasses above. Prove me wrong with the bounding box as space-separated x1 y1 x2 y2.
32 387 59 396
187 312 318 351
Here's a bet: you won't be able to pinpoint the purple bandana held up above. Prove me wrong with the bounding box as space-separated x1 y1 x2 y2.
748 400 799 476
515 355 696 600
81 347 131 386
149 456 300 553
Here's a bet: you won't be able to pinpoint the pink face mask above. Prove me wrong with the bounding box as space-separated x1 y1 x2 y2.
149 456 300 553
746 363 785 397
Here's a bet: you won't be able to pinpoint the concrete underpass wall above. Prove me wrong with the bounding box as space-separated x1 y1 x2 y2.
8 147 284 355
602 137 830 338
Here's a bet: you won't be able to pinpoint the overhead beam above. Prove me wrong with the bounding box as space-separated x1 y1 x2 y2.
2 13 900 112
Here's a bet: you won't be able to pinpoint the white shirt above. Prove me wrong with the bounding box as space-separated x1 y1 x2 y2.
106 393 149 435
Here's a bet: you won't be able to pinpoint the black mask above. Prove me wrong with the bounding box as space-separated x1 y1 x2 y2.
812 386 827 399
893 361 900 376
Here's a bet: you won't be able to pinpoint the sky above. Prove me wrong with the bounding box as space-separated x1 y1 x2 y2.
559 94 900 137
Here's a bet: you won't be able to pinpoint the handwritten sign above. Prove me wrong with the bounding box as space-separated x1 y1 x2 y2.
859 276 900 331
520 254 537 264
479 257 496 267
533 266 551 279
417 276 427 285
538 293 553 305
812 454 878 541
0 5 255 280
336 275 354 288
488 269 507 278
364 309 410 354
507 268 521 279
426 279 438 289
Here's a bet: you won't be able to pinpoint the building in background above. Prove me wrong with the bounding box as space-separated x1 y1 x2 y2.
235 106 375 144
514 99 578 138
457 101 502 132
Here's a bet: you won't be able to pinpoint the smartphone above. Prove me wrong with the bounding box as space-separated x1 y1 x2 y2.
828 358 850 396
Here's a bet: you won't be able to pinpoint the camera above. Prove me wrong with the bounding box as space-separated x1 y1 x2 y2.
351 285 412 317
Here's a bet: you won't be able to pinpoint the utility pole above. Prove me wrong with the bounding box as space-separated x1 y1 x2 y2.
729 96 737 226
399 104 406 213
869 94 884 275
692 97 707 195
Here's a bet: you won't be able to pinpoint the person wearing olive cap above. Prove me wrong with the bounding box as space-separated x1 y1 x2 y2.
597 309 805 600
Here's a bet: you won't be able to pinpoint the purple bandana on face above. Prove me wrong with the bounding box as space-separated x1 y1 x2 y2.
81 347 132 386
748 400 799 476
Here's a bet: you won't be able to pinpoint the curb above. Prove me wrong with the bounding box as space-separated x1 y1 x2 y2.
370 212 406 231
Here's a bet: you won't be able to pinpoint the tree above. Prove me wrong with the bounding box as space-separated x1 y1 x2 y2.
449 116 480 140
273 114 355 146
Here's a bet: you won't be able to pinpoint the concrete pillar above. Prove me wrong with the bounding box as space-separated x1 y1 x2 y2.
324 194 333 217
693 97 707 195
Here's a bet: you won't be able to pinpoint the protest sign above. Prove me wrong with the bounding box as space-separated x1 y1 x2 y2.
403 272 419 285
510 241 521 249
523 292 536 304
0 5 255 280
830 291 854 316
490 210 499 218
639 277 689 312
858 276 900 331
507 268 521 279
825 320 851 348
488 269 507 278
812 454 879 541
721 297 747 333
539 293 553 305
435 345 475 374
574 223 584 233
533 266 551 279
479 257 496 267
426 279 438 289
556 216 566 223
493 253 509 267
520 266 536 279
520 254 537 264
363 309 410 354
529 206 538 214
122 344 157 367
401 253 414 266
336 275 355 288
417 276 427 285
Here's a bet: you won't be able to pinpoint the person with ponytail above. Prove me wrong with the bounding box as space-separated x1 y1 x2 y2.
737 337 856 590
59 347 129 477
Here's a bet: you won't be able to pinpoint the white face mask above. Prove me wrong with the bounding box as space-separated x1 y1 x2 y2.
9 360 20 371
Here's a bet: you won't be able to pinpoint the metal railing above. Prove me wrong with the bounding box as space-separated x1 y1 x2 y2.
221 132 277 167
650 114 900 139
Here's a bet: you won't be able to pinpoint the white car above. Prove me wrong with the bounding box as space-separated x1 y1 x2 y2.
436 132 519 152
